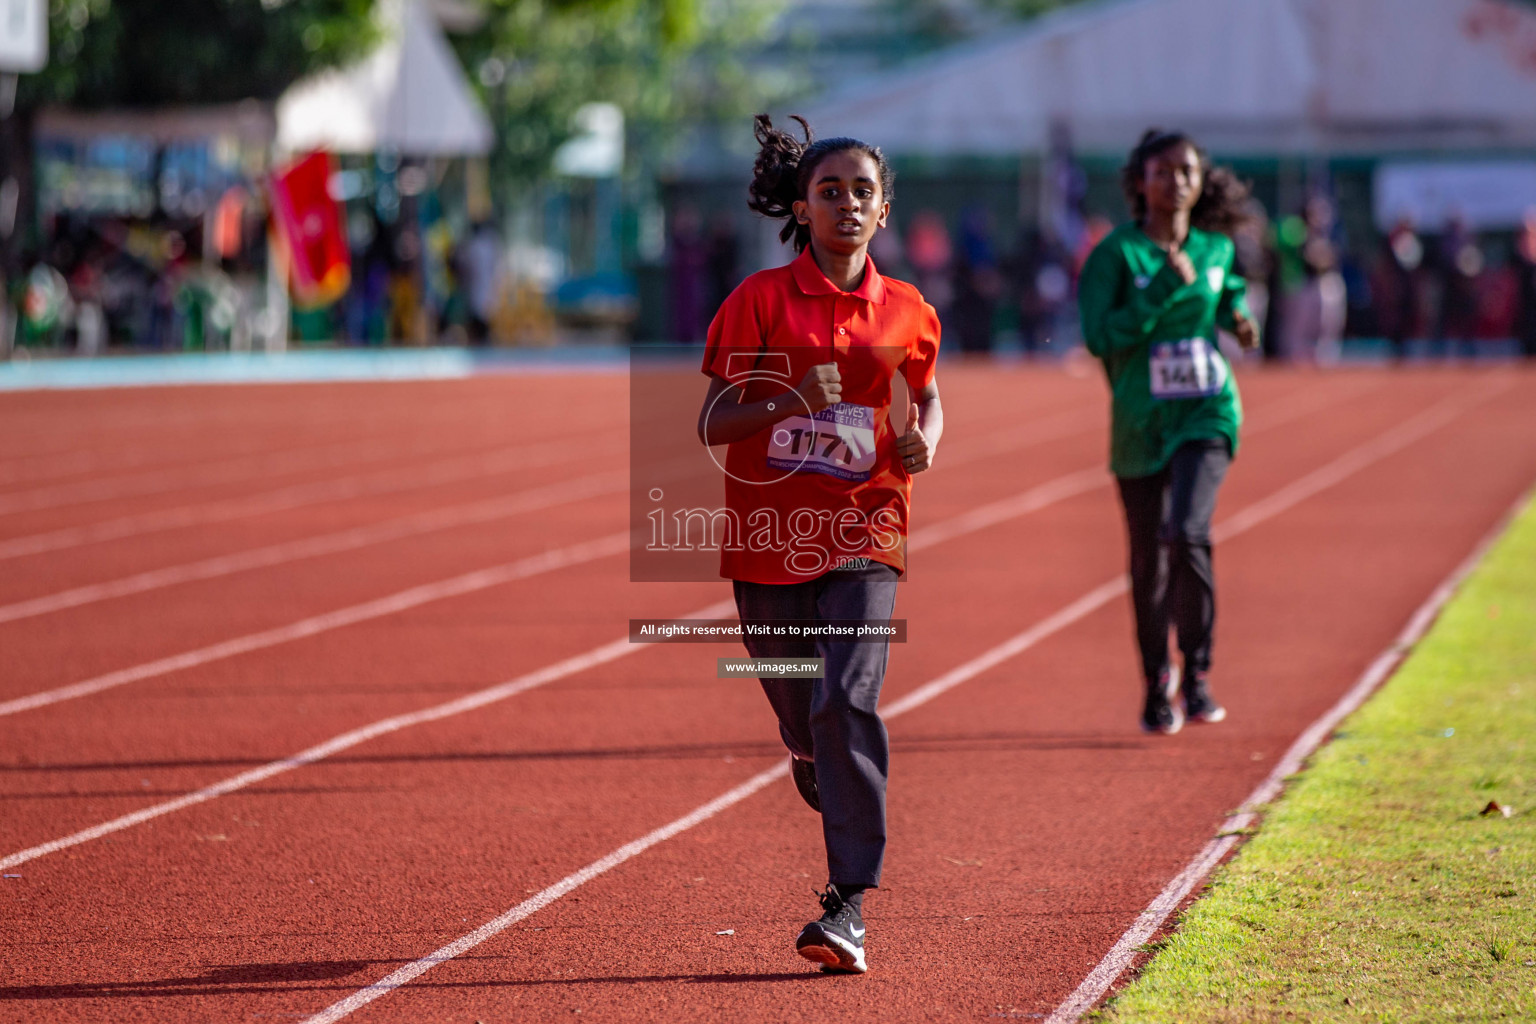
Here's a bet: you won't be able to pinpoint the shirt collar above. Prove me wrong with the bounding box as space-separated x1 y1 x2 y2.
790 246 888 305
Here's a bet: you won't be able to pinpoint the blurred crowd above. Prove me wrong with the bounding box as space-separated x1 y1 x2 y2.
4 202 548 353
667 199 1536 362
6 209 265 355
11 192 1536 361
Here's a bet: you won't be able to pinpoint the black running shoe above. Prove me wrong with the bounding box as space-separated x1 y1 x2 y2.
1182 671 1227 723
1140 667 1184 735
795 886 867 973
790 755 821 812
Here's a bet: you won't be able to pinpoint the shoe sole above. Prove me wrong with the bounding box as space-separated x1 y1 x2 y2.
1188 706 1227 724
1139 712 1184 735
797 940 867 974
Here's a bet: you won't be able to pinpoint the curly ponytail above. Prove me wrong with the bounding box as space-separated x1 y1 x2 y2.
747 114 896 253
1120 128 1253 237
749 114 812 249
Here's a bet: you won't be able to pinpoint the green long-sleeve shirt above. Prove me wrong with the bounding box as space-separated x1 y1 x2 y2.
1078 222 1249 478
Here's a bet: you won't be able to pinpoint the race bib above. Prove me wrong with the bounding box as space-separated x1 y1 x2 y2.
767 404 878 481
1149 338 1227 400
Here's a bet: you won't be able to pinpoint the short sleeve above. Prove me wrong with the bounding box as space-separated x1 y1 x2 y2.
1216 241 1254 332
901 301 941 393
701 283 764 381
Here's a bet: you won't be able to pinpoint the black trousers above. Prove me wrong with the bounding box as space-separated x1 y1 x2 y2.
732 562 898 889
1115 439 1231 685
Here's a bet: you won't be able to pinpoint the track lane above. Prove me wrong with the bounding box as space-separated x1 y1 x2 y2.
0 373 1517 1019
0 373 1425 853
0 429 1130 847
0 369 1137 707
4 368 1531 1023
292 373 1536 1024
0 381 1118 628
0 378 591 480
0 416 628 558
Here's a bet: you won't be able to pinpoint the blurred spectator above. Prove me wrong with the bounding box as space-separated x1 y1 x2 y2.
458 219 504 346
869 212 906 280
905 210 953 315
17 258 72 348
668 204 708 343
1473 245 1518 343
1515 209 1536 360
1374 216 1426 361
1011 227 1071 355
1434 213 1483 357
1278 196 1346 363
347 224 395 345
1230 199 1274 357
67 242 107 355
705 212 741 325
950 206 1001 353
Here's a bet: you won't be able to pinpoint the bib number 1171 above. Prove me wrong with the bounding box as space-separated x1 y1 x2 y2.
767 404 878 481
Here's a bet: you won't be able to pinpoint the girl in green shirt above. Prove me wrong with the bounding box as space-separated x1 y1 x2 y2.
1078 129 1260 735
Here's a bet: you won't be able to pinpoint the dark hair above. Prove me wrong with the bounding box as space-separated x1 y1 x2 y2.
1120 129 1252 236
748 114 895 253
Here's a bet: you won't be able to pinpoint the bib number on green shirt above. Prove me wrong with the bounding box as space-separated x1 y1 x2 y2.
1149 338 1227 400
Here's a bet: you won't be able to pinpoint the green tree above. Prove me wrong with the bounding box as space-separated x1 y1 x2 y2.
16 0 380 109
878 0 1087 45
450 0 789 186
1 0 381 280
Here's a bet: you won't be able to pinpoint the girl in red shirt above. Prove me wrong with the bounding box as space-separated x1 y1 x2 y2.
698 115 943 974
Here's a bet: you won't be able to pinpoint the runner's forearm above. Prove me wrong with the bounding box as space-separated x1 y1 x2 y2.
701 393 803 446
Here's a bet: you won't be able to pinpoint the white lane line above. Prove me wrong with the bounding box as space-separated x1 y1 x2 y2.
0 470 628 626
910 468 1106 549
0 368 1343 564
294 381 1503 1023
0 431 626 562
0 398 1092 624
1041 482 1534 1024
0 397 1100 710
0 600 739 874
298 764 788 1024
0 429 489 517
0 532 630 719
0 375 1453 867
0 370 1329 631
0 592 726 874
907 374 1380 553
0 428 375 490
879 382 1496 719
931 373 1368 478
0 439 1142 856
0 444 1108 718
932 409 1098 470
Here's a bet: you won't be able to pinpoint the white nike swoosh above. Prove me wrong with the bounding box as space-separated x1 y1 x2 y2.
850 925 865 939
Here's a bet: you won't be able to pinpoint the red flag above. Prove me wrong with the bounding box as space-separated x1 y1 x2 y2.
270 151 350 308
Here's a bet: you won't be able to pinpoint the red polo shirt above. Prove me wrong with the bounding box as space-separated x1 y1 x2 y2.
700 247 941 584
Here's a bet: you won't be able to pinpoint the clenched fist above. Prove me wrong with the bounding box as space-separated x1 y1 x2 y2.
797 363 842 412
1232 309 1260 350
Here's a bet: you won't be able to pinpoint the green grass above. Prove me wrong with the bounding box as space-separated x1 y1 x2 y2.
1093 498 1536 1024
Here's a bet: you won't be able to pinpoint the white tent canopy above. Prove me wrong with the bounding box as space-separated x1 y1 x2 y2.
799 0 1536 155
276 0 492 157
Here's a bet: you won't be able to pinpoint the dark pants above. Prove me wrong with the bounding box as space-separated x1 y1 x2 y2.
1115 439 1231 685
732 562 898 889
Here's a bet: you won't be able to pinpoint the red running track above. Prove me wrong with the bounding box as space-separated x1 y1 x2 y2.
1 365 1534 1023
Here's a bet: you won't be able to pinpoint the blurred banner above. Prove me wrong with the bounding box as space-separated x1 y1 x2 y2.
270 151 350 309
1374 161 1536 232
